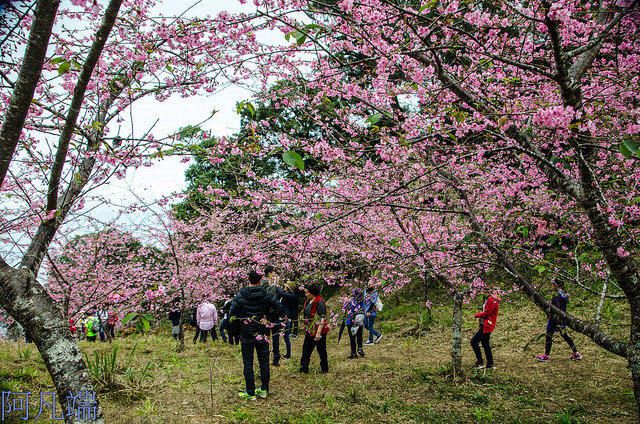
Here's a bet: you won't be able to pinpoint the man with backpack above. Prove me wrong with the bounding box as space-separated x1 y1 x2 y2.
231 270 283 400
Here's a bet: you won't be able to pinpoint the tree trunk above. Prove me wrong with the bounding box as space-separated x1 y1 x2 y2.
0 267 104 424
628 300 640 421
451 290 463 380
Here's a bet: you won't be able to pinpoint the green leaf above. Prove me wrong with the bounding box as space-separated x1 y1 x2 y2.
294 32 306 45
50 57 65 64
366 113 382 125
246 102 255 116
536 266 546 273
143 314 154 321
142 318 150 333
282 150 304 170
122 313 139 325
620 139 639 158
58 61 71 75
166 63 173 72
305 24 324 31
71 60 82 69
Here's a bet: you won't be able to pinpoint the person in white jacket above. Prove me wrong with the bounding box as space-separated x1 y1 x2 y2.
196 301 219 342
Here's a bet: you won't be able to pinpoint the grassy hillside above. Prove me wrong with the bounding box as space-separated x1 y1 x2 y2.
0 297 635 423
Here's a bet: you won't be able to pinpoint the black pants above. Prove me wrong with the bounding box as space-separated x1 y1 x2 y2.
300 332 328 372
292 317 299 336
470 327 493 366
105 324 116 338
545 329 577 356
347 324 363 354
270 322 281 360
199 327 219 342
227 326 240 345
241 336 270 396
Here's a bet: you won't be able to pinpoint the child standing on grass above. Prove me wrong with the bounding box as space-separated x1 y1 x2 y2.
471 292 501 370
536 279 582 362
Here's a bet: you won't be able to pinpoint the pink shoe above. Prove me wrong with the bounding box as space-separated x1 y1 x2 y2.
536 354 550 362
570 352 582 360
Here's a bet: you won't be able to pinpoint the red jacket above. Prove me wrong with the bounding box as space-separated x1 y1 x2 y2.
304 296 330 337
474 295 500 333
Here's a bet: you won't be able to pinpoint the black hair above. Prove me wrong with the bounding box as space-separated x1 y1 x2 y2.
249 270 263 285
264 265 275 276
553 279 565 290
304 283 320 296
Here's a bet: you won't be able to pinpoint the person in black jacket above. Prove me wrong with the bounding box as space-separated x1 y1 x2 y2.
231 270 283 400
261 265 287 367
281 281 299 358
168 298 181 340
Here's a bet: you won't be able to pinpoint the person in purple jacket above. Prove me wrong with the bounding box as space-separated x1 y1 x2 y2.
536 279 582 362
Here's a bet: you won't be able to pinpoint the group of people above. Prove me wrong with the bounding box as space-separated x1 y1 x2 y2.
228 267 384 400
72 309 118 342
470 278 582 371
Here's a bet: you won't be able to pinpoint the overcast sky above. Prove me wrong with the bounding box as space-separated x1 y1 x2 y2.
91 0 278 226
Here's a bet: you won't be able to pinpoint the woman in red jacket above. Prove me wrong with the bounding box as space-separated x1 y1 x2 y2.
471 293 501 370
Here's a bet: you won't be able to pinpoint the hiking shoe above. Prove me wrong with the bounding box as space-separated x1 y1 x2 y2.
364 340 374 345
570 352 582 360
255 388 268 398
471 363 484 369
282 354 291 359
238 391 256 400
358 349 365 357
348 353 358 359
375 334 383 343
536 354 550 362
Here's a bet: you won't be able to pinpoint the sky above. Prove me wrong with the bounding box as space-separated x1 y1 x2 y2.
90 0 278 225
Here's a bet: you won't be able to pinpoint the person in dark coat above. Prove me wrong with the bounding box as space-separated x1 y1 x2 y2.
261 265 287 366
231 270 283 400
281 281 299 358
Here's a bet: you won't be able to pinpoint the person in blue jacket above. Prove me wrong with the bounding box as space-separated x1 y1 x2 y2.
363 286 382 345
536 279 582 362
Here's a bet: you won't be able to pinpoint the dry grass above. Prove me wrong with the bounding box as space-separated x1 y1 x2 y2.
0 297 636 423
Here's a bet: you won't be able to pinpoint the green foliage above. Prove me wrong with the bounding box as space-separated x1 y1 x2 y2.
85 346 119 390
554 406 586 424
122 313 153 333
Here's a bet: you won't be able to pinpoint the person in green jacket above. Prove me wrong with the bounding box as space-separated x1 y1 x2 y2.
85 313 99 342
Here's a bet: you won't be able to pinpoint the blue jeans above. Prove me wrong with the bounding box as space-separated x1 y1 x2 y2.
241 336 270 395
219 318 228 343
365 315 380 342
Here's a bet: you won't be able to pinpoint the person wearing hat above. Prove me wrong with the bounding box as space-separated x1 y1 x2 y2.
342 288 365 359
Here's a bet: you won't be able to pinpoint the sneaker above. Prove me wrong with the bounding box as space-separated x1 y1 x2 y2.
358 349 365 357
255 388 268 398
238 391 256 400
374 334 383 343
272 359 280 367
364 340 374 345
348 353 358 359
484 364 496 370
320 369 328 374
536 354 550 362
282 354 291 359
570 352 582 360
471 363 484 369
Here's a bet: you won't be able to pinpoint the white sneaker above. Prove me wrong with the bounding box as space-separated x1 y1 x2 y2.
374 334 383 343
364 340 373 345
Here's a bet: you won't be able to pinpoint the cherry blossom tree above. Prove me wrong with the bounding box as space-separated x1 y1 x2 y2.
210 0 640 410
0 1 293 421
